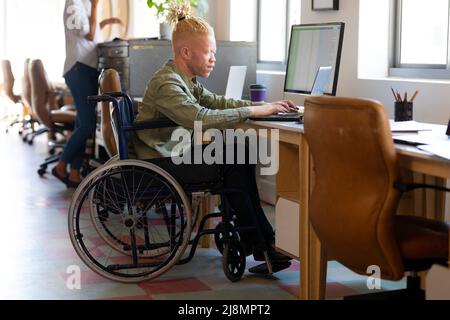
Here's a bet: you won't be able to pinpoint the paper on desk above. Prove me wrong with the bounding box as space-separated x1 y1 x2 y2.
393 133 449 146
389 120 434 132
418 141 450 160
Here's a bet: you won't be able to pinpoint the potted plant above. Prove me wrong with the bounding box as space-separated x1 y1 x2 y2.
147 0 209 39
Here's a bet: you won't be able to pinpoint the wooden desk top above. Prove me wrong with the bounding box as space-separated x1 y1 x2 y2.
246 120 304 133
247 120 450 170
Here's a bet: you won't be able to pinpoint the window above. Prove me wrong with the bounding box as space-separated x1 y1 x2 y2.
391 0 450 78
129 0 159 39
230 0 257 42
2 0 66 82
258 0 301 66
0 1 5 58
229 0 300 69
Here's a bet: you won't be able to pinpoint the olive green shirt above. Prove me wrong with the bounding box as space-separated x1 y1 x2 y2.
134 60 253 159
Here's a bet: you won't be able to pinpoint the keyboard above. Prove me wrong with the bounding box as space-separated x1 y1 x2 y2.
249 107 304 122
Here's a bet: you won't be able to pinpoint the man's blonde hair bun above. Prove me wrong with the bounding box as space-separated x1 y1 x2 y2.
166 0 213 36
166 0 193 25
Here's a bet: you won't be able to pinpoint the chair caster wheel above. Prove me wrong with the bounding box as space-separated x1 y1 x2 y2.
48 149 55 156
38 168 46 177
28 140 33 146
222 242 246 282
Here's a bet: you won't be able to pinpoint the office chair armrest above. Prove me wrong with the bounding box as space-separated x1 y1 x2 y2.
394 182 450 193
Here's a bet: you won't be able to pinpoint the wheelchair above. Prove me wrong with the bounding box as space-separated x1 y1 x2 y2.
68 92 274 283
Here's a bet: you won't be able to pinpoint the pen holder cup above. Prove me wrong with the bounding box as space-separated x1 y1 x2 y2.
395 101 413 122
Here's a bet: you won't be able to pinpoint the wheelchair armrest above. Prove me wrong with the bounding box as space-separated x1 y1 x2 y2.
132 119 178 131
394 182 450 193
88 94 179 131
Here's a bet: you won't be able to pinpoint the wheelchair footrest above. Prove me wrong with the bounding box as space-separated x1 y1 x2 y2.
248 260 291 275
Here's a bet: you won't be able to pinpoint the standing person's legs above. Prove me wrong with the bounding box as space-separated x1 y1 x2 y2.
54 63 99 185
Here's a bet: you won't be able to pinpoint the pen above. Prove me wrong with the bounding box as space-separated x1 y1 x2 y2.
404 91 408 103
391 87 399 102
396 91 402 102
410 90 419 102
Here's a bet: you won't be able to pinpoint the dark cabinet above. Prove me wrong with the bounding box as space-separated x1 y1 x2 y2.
97 39 130 92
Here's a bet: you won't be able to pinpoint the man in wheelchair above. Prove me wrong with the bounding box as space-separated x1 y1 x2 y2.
133 2 297 274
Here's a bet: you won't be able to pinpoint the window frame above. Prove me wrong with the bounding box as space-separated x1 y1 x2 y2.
390 0 450 79
256 0 294 70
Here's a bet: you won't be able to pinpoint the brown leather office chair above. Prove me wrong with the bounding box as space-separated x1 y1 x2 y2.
2 59 25 133
20 58 43 143
98 68 120 157
303 96 449 299
1 60 21 104
29 59 76 176
21 59 32 113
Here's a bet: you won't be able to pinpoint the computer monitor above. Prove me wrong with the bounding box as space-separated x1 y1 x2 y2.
284 22 345 104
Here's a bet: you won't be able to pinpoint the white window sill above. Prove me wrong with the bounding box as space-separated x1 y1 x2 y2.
358 75 450 85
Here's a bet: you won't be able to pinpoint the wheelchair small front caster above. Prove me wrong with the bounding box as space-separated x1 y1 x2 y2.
214 222 236 255
222 242 246 282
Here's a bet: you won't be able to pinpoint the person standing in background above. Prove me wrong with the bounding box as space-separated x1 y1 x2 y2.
53 0 122 188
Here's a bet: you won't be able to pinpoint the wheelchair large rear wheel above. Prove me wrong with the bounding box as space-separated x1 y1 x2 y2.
68 160 192 283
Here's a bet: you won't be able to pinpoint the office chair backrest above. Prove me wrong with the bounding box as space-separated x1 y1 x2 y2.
304 96 405 280
29 59 52 128
1 59 20 104
98 69 121 157
21 59 32 112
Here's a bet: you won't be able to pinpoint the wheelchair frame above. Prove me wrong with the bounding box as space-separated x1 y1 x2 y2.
68 92 271 283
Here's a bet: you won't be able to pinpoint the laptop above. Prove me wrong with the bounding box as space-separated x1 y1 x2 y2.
249 66 332 122
225 66 247 100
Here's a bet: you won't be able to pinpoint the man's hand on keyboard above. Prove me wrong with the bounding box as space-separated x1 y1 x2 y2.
248 100 298 117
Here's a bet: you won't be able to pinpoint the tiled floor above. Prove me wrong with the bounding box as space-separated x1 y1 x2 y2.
0 121 405 300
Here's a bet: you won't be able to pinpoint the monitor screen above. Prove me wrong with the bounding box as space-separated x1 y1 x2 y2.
284 23 345 96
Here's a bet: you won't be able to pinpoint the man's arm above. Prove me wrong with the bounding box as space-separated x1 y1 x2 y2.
154 83 251 130
152 83 297 130
197 85 250 110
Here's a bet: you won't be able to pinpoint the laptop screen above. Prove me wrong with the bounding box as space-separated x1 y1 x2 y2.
311 66 333 96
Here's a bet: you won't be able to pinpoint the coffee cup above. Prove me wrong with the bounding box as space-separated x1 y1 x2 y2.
250 84 267 103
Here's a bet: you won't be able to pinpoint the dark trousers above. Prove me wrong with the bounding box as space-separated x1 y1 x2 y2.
148 144 275 245
62 62 99 170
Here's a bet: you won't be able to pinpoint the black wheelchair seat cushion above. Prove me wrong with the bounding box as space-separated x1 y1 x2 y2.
147 157 223 186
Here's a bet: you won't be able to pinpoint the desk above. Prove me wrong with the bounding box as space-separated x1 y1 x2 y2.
242 121 449 300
